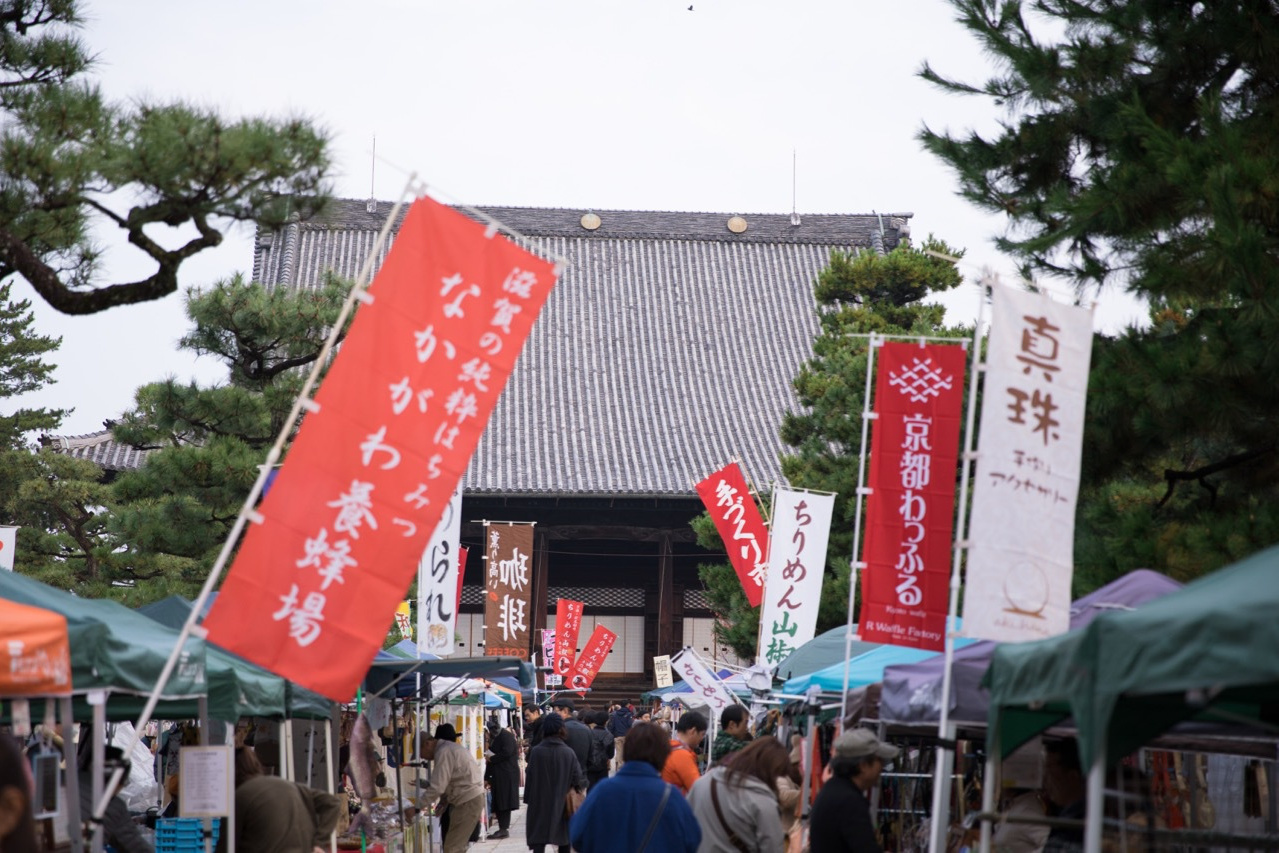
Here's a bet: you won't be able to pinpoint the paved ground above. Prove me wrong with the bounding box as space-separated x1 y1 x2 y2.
470 805 529 851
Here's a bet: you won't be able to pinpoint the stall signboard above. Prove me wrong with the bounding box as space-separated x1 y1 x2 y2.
483 522 535 658
757 488 835 666
653 655 673 689
859 341 966 652
203 195 558 701
553 599 585 675
669 648 737 717
964 285 1092 642
695 462 768 607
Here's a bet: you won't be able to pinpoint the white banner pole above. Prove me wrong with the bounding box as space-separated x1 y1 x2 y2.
841 333 880 725
90 179 420 826
926 270 993 853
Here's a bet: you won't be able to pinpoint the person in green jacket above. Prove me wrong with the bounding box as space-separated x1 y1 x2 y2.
710 705 753 764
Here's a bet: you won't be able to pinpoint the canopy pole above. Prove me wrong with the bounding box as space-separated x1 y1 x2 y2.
1084 744 1105 853
841 332 880 724
61 696 83 853
927 270 992 853
978 713 999 853
90 694 105 853
91 178 420 827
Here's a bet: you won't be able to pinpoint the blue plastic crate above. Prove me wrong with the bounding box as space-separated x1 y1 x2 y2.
154 817 220 853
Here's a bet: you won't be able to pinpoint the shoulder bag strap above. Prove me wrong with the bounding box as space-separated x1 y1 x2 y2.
710 777 752 853
637 784 672 853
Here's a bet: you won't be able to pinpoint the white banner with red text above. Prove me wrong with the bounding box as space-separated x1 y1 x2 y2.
757 488 835 667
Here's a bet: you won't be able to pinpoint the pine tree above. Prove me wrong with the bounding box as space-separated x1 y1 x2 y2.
921 0 1279 582
0 280 67 445
104 274 351 599
0 1 331 314
697 238 968 659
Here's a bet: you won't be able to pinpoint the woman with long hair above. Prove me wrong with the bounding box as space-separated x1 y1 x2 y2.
687 735 788 853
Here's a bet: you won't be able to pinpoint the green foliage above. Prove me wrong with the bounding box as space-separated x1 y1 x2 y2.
923 0 1279 583
0 279 66 446
0 0 332 314
698 237 970 660
104 274 351 600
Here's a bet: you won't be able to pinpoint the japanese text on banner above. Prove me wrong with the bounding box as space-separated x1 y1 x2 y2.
668 649 738 716
202 196 558 701
757 489 836 666
567 625 616 690
553 599 584 676
483 522 534 659
695 462 769 608
858 342 967 652
963 285 1093 642
418 489 463 655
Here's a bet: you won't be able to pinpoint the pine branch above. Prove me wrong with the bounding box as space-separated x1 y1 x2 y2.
1158 445 1276 508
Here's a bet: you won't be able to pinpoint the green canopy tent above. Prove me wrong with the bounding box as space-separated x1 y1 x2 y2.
138 594 332 719
983 545 1279 851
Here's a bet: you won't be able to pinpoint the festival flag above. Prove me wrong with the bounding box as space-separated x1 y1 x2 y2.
858 341 967 651
566 624 616 690
203 196 558 701
0 526 17 571
963 284 1093 642
695 462 768 607
669 648 738 717
552 599 585 676
757 488 835 667
455 545 468 619
482 522 535 659
418 489 463 655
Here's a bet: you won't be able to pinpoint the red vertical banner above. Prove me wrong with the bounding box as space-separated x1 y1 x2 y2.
454 545 469 622
695 462 768 608
553 599 584 675
203 197 558 701
858 342 966 651
483 523 534 659
567 625 616 690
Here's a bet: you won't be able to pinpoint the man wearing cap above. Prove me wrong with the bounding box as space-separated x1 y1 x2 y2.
808 728 898 853
418 724 485 853
550 697 593 782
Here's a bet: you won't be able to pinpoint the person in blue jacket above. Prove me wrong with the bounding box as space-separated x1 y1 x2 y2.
569 722 700 853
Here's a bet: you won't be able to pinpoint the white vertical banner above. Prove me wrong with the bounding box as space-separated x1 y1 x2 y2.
757 488 835 667
669 647 738 717
0 526 16 571
417 489 463 655
963 283 1093 642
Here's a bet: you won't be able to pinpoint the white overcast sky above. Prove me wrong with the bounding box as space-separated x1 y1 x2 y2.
14 0 1146 436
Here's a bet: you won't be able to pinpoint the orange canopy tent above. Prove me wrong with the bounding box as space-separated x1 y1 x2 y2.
0 597 72 696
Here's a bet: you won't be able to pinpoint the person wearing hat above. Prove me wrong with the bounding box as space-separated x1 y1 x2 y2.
418 724 485 853
550 697 593 781
808 728 899 853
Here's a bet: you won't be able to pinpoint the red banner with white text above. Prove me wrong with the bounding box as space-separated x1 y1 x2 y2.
553 599 584 676
203 196 558 700
567 625 616 691
455 545 468 621
858 342 966 651
695 462 768 607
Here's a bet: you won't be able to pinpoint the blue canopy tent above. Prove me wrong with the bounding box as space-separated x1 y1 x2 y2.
781 637 979 695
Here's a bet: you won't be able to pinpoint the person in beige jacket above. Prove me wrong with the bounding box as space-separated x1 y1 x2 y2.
418 724 485 853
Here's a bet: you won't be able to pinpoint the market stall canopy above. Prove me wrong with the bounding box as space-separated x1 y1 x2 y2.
774 625 882 682
364 654 533 699
645 668 751 704
782 637 978 695
0 597 72 696
880 569 1182 728
136 594 331 719
985 545 1279 770
0 571 206 718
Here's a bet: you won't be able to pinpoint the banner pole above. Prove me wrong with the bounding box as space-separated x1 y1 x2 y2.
926 270 993 853
840 332 880 725
90 178 421 825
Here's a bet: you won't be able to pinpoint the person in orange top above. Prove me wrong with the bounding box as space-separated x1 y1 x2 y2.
661 711 707 794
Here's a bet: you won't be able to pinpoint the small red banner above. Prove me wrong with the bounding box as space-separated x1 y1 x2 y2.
858 342 966 651
203 196 558 701
483 523 534 659
455 545 469 620
567 625 616 691
695 462 768 608
553 599 584 675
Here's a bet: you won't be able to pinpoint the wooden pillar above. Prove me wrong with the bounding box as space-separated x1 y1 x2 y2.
532 529 550 653
657 534 675 656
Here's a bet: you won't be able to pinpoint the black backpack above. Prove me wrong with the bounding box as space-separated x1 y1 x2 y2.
587 730 611 773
